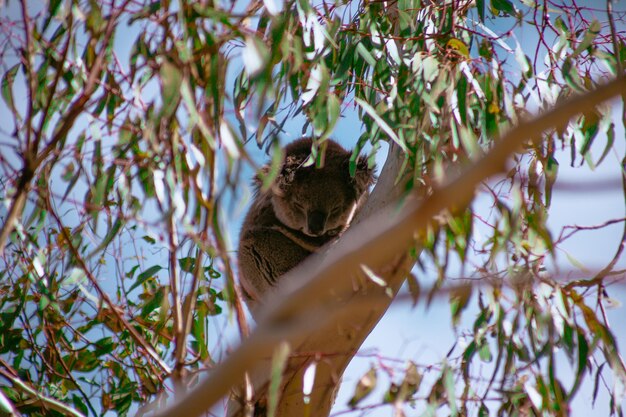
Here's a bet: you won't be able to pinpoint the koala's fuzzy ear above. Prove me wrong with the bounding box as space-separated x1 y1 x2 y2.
353 155 376 195
276 155 301 191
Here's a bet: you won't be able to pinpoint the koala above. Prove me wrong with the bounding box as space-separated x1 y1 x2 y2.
237 138 375 318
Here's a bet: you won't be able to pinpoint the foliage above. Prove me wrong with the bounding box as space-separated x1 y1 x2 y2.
0 0 624 416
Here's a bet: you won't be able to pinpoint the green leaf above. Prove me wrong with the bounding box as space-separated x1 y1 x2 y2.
457 75 467 125
476 0 485 22
140 286 166 317
421 56 439 83
554 16 568 34
569 330 588 397
334 46 355 83
178 257 196 273
95 337 116 356
478 341 492 362
65 268 86 286
160 61 182 118
39 295 50 311
142 235 156 244
206 264 221 279
443 366 457 415
295 0 312 14
324 94 341 139
76 349 99 372
192 306 209 360
596 122 615 166
544 156 558 207
87 217 124 260
562 59 584 91
450 286 472 327
459 124 480 159
41 0 64 32
86 0 106 35
593 49 618 76
572 20 601 57
354 97 406 152
514 44 532 78
564 250 589 272
268 342 290 417
126 265 140 279
61 162 75 182
129 1 162 24
1 64 20 117
461 341 477 379
580 111 600 156
592 363 605 405
349 366 377 408
257 143 283 191
490 0 515 16
72 394 89 416
355 42 377 68
406 272 421 307
129 265 162 293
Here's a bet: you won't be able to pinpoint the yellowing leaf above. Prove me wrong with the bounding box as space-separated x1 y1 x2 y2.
159 61 182 118
447 38 469 58
349 366 377 408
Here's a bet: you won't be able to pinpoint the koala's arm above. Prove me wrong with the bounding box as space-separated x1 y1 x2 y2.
269 224 336 252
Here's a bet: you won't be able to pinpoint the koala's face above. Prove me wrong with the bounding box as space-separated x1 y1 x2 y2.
268 140 374 237
272 173 359 237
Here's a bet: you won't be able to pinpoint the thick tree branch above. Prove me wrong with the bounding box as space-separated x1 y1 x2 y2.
149 74 626 417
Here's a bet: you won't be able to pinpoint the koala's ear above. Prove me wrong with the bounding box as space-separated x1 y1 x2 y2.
276 155 299 191
353 155 376 195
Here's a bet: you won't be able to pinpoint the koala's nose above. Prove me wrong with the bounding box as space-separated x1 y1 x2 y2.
307 210 326 236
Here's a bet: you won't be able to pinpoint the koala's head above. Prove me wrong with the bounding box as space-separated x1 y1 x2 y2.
267 138 375 237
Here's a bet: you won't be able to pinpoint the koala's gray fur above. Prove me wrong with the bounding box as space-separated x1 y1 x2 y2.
237 138 375 318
